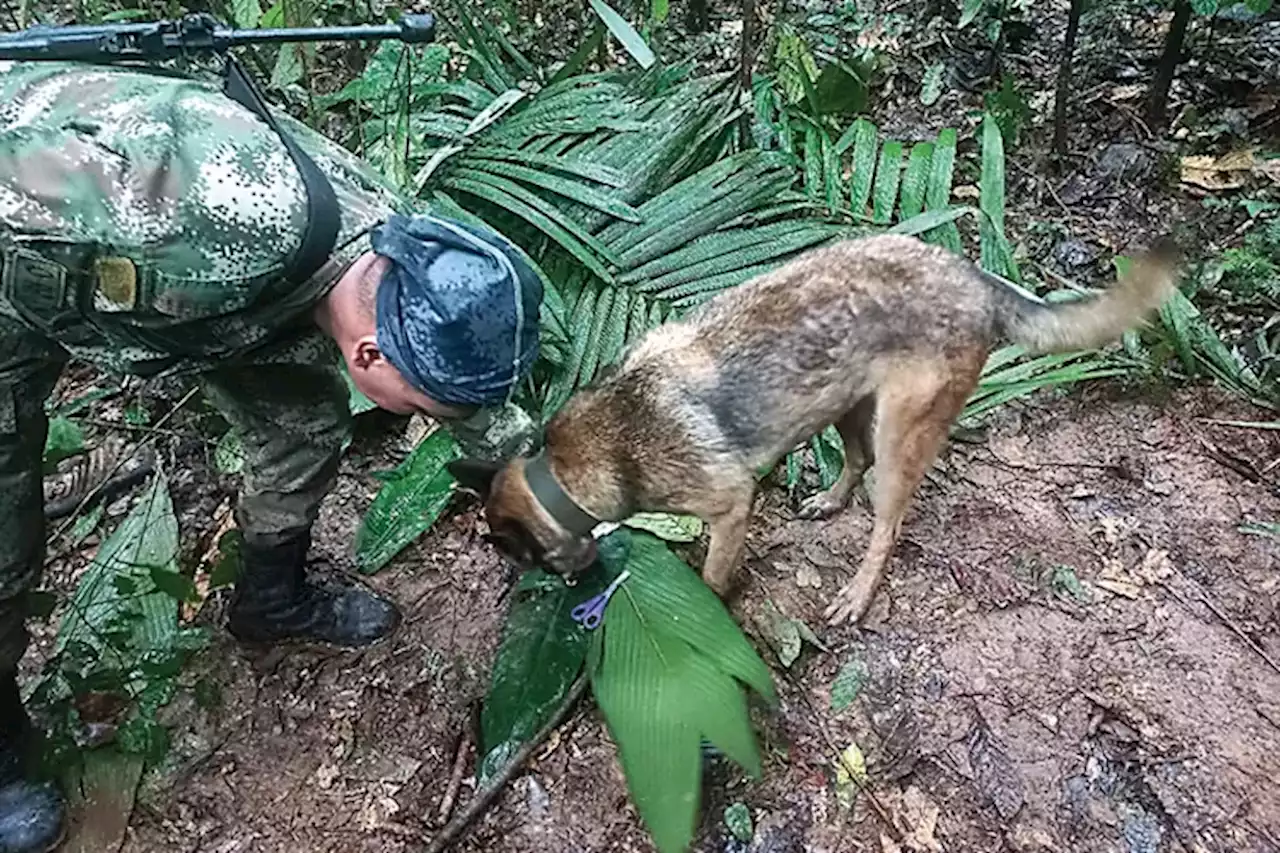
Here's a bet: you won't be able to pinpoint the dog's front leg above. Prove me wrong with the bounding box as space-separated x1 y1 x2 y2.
700 497 753 597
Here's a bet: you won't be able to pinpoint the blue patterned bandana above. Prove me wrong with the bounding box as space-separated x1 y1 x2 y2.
371 214 543 407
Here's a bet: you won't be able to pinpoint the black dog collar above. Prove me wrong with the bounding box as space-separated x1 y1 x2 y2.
524 451 600 537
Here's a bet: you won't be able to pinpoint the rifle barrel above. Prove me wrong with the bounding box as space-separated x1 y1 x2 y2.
223 15 436 45
0 13 436 62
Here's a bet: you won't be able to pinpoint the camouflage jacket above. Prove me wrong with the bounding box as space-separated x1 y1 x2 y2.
0 59 411 376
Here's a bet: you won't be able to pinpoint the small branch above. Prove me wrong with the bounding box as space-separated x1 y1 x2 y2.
74 416 204 443
435 704 479 826
1161 579 1280 677
421 676 589 853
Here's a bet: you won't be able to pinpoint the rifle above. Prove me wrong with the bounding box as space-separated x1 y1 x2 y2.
0 12 439 286
0 12 437 61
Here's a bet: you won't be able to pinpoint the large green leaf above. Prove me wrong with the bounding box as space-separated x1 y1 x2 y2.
961 347 1131 422
43 415 85 471
353 429 461 574
847 118 879 217
478 568 610 784
588 529 775 853
592 593 703 853
899 142 935 220
52 468 207 723
607 532 776 701
959 0 985 28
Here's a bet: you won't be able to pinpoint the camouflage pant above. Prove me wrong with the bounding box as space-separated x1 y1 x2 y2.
0 316 352 673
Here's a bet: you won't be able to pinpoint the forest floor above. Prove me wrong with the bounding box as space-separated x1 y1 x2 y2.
15 0 1280 850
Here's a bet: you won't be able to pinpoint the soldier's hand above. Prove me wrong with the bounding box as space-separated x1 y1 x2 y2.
447 401 538 461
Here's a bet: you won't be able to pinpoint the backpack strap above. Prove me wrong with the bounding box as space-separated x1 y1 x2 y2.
220 55 341 287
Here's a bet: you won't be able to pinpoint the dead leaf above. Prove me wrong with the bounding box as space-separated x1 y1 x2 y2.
759 600 825 667
1094 579 1141 599
1095 557 1142 599
1180 149 1280 191
403 413 434 448
834 742 867 812
186 499 235 622
795 563 823 589
899 785 943 853
315 763 340 790
1256 158 1280 185
1137 548 1174 585
968 719 1025 820
1098 516 1125 545
880 834 904 853
1108 83 1146 102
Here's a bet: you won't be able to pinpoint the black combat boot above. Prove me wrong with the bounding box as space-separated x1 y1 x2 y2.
0 674 66 853
225 531 401 648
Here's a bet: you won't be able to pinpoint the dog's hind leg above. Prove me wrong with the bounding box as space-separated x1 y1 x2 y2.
797 395 877 520
824 360 980 626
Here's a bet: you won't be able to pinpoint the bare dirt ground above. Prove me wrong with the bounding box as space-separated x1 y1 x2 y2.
103 381 1280 853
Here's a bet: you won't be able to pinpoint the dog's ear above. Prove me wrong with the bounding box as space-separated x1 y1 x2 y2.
447 458 504 498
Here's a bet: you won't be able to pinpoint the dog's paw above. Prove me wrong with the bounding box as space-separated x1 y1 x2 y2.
797 491 849 521
702 573 732 599
824 584 874 626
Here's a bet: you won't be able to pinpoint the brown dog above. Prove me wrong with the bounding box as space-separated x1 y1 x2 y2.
448 233 1178 625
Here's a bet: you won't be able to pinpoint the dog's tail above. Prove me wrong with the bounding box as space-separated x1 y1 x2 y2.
986 239 1180 355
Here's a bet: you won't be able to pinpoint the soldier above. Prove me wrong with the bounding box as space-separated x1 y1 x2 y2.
0 58 542 852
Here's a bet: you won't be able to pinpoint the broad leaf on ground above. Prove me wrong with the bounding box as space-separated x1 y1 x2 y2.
830 658 870 710
622 513 704 542
587 528 775 853
57 472 181 669
214 430 245 476
354 428 461 574
479 568 609 784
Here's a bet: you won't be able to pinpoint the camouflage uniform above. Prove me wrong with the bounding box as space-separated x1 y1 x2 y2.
0 59 414 670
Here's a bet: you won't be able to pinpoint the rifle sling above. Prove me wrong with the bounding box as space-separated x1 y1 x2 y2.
221 56 341 288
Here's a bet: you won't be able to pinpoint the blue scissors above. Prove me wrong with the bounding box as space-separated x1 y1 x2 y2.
571 569 631 630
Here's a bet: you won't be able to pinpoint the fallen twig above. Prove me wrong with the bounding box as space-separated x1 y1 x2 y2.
1196 435 1269 485
435 704 479 826
1161 579 1280 678
1197 418 1280 431
746 631 906 846
421 676 589 853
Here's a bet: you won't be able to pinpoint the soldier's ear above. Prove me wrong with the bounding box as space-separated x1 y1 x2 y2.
447 458 504 498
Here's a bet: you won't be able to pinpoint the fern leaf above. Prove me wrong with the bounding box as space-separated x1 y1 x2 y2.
848 118 878 218
923 128 962 251
899 142 935 219
446 172 618 280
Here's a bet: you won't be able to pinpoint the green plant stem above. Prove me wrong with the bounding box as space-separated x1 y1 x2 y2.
422 675 589 853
